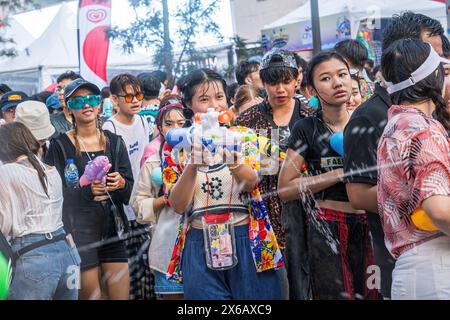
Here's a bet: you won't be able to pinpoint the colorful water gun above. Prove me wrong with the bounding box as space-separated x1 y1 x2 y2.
166 108 247 154
79 155 112 187
411 207 438 232
0 252 10 300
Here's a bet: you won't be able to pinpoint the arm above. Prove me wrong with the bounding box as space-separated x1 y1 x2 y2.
130 159 165 224
225 150 258 192
343 115 380 212
422 196 450 235
229 163 258 192
412 129 450 234
278 149 343 202
346 183 378 213
45 137 98 200
169 163 198 214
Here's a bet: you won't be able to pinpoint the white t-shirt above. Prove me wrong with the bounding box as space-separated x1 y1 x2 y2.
103 115 150 220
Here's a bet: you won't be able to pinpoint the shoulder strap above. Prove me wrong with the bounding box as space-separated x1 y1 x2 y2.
114 135 121 172
104 119 117 134
139 115 146 131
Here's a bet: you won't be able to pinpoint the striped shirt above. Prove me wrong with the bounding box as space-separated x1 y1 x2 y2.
0 159 64 237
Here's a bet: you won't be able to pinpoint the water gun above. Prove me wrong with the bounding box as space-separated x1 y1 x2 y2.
166 108 248 154
0 252 10 300
330 132 344 157
411 207 438 232
79 155 112 187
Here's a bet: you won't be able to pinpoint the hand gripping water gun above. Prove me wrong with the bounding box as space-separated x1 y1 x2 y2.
411 207 438 232
79 155 112 187
166 108 247 154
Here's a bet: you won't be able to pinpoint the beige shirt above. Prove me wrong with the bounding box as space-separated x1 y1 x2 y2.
0 160 64 237
130 152 180 274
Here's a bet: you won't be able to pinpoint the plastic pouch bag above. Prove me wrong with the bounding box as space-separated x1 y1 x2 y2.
202 213 237 271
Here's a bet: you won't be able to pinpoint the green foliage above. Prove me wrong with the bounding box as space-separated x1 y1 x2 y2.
109 0 222 80
234 35 263 62
0 0 35 57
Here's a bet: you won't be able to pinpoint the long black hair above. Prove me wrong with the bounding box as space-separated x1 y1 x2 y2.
181 68 227 108
0 122 49 197
382 39 450 131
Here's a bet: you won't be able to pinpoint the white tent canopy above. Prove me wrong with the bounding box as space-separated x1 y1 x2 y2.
0 17 36 52
263 0 447 39
0 3 154 94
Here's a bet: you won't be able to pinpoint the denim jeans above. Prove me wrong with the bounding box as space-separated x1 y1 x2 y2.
153 271 184 295
8 228 81 300
181 224 283 300
392 236 450 300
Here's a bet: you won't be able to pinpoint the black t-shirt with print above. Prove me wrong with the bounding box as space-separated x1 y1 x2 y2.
288 110 348 202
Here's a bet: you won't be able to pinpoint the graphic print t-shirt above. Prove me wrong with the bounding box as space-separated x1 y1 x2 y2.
103 115 150 220
288 111 348 202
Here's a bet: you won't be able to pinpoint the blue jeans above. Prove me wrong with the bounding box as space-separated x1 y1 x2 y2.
154 271 184 295
182 224 283 300
8 228 81 300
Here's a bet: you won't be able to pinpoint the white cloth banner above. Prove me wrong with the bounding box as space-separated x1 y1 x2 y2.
78 0 112 89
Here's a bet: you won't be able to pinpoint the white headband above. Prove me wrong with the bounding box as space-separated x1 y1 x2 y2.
386 43 450 94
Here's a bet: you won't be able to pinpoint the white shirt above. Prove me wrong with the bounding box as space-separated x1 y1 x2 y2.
103 115 150 220
0 160 64 237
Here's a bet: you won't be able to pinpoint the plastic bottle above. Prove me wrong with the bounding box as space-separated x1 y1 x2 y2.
64 159 79 188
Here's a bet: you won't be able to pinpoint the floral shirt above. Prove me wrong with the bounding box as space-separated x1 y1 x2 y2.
377 105 450 258
162 126 284 282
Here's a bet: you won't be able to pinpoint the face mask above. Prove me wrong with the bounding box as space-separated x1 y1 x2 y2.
102 98 114 118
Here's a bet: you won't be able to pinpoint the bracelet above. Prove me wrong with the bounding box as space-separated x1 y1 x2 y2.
228 163 241 171
163 195 171 207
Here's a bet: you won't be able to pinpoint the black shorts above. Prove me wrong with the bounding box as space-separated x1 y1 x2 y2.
67 204 128 271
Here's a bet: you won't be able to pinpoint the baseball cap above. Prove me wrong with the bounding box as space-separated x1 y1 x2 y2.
15 101 55 140
45 93 61 110
0 91 28 112
260 49 298 70
64 78 100 103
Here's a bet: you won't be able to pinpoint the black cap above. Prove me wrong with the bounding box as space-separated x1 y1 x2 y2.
0 91 28 112
64 78 101 103
261 49 298 70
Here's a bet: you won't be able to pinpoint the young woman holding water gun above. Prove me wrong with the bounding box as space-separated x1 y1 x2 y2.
45 79 134 300
162 68 284 300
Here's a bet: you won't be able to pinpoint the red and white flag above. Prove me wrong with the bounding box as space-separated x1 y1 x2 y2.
78 0 112 89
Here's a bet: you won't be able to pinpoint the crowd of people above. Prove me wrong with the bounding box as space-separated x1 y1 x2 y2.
0 11 449 300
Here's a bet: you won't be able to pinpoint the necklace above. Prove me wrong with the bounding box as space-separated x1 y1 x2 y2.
322 109 350 132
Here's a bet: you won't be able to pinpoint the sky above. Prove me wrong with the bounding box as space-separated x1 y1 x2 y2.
12 0 234 51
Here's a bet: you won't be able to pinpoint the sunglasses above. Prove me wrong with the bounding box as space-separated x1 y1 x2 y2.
67 95 102 110
117 92 144 103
